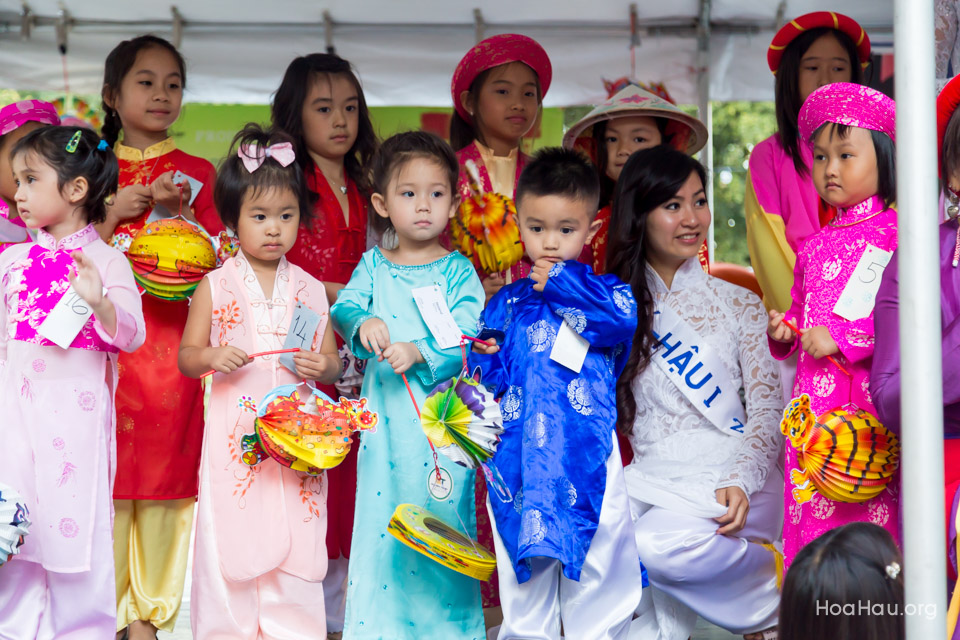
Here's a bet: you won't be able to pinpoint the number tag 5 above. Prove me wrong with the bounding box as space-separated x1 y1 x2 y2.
833 245 893 322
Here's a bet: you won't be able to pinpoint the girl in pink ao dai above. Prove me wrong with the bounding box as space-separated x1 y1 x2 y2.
767 83 900 568
0 126 145 639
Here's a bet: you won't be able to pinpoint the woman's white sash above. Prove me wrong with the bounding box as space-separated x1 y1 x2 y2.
651 305 746 437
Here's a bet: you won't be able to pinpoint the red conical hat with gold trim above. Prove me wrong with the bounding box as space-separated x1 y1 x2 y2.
768 11 871 74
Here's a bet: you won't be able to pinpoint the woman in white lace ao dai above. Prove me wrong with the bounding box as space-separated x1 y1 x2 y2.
606 147 783 640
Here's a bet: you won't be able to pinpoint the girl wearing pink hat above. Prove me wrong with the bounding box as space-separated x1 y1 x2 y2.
767 82 900 569
449 33 552 302
0 100 60 247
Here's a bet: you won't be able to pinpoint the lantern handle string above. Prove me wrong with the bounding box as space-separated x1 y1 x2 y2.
401 372 443 484
458 334 514 504
780 318 852 378
199 348 300 378
173 182 209 239
452 497 483 556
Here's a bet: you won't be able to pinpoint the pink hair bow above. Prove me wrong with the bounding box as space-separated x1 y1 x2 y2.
239 142 296 173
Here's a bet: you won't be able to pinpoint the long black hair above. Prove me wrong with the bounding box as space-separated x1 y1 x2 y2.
606 146 707 435
449 63 543 152
12 126 119 225
101 35 186 148
942 106 960 196
775 27 864 176
779 523 904 640
271 53 378 194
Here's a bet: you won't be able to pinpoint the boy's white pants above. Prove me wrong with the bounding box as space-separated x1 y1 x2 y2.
490 433 643 640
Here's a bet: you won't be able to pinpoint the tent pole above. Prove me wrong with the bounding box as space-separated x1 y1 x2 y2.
696 0 713 264
474 9 485 43
774 1 786 30
323 10 334 54
893 0 947 637
171 6 184 49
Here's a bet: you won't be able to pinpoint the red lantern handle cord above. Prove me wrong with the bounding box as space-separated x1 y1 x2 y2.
400 333 492 483
780 318 852 377
199 348 300 378
401 372 443 483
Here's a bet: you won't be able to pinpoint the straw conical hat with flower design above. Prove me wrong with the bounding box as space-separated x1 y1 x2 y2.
562 85 708 158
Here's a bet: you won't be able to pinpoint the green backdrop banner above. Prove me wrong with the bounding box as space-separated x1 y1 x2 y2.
170 104 566 164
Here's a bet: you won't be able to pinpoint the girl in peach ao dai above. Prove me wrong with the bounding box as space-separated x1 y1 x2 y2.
179 125 341 639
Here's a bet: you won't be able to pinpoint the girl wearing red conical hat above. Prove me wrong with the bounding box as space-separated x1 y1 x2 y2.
747 11 871 314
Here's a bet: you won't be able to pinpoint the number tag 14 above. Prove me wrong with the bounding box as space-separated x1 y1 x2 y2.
833 244 893 322
279 302 322 375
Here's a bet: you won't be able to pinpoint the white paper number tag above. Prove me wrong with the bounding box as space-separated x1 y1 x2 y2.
37 285 96 349
146 172 204 223
172 170 203 206
550 320 590 373
279 302 322 374
412 285 462 350
833 245 893 322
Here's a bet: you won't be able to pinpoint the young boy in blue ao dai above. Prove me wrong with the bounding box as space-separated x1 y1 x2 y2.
470 148 642 640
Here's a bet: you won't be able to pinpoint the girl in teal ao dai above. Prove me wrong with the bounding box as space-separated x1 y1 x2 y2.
331 131 485 639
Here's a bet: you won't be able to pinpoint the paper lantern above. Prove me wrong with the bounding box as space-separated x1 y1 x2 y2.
387 503 496 581
240 384 378 474
127 218 216 300
782 394 899 504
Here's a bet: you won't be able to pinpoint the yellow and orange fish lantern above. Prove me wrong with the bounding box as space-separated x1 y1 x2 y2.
127 218 217 301
239 384 378 475
781 394 899 505
450 160 524 275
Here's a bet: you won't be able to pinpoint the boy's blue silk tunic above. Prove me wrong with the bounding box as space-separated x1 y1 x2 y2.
331 247 485 640
469 260 636 582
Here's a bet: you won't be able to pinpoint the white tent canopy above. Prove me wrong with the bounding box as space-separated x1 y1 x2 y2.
0 1 894 106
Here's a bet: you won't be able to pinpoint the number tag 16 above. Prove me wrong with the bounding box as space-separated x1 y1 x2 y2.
38 285 99 349
833 245 893 322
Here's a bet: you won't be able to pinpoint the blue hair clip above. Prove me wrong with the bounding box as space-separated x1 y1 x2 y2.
97 139 109 151
65 130 82 154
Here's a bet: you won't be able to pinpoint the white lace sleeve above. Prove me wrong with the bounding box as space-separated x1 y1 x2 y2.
936 0 960 91
716 289 783 497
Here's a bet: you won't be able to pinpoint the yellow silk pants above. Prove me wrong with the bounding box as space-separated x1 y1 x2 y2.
114 498 194 632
